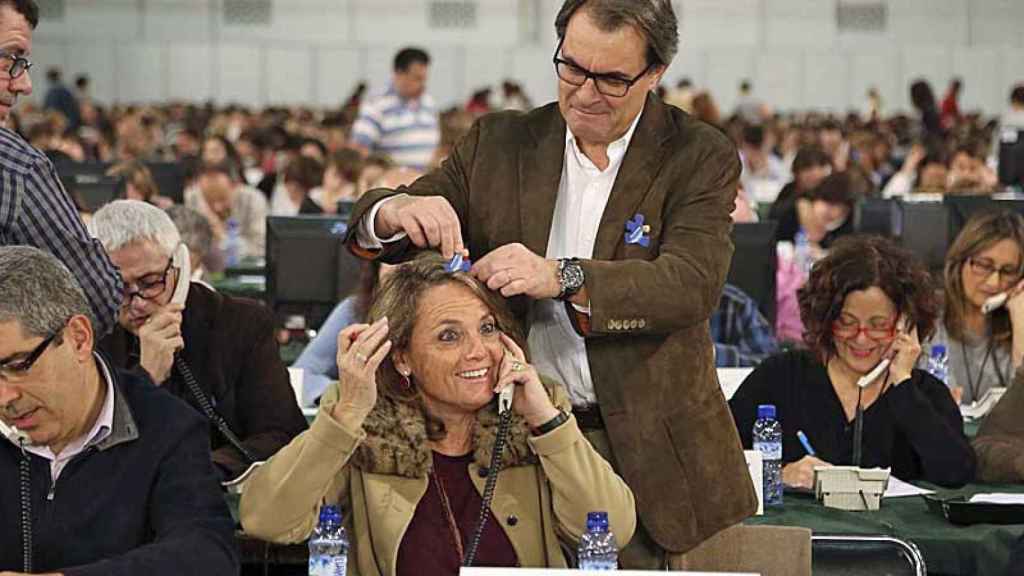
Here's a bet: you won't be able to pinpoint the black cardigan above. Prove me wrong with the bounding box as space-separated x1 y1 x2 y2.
728 350 976 487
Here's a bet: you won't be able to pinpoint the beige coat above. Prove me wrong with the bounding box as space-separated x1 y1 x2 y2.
240 382 636 576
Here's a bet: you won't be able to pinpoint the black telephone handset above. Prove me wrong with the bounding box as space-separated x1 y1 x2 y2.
166 245 257 468
461 367 516 567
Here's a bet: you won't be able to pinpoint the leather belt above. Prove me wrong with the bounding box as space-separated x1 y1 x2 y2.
572 404 605 431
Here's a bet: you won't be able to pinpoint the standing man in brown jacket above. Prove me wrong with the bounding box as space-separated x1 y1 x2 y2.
344 0 756 567
973 367 1024 483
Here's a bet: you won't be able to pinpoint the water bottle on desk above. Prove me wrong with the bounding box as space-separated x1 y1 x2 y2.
223 217 242 268
753 404 783 506
927 344 949 384
578 511 618 570
794 229 812 275
309 504 348 576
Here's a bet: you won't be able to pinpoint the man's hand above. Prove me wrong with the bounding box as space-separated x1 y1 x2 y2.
374 195 465 259
471 244 561 299
139 303 185 384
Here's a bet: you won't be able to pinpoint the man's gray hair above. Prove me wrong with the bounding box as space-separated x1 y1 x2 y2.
0 246 95 338
90 199 181 256
555 0 679 68
165 205 213 263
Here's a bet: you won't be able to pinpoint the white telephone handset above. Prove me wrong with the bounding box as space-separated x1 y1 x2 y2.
982 292 1009 315
170 244 192 306
0 419 30 446
856 316 906 389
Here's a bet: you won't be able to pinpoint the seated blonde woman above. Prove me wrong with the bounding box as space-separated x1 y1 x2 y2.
972 366 1024 482
241 254 635 575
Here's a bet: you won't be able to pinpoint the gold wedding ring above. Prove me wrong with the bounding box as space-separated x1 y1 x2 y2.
510 360 525 372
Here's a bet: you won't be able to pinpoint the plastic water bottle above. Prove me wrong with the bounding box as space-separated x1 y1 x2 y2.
927 344 949 385
753 404 783 506
578 511 618 571
309 505 348 576
223 217 242 268
794 230 812 275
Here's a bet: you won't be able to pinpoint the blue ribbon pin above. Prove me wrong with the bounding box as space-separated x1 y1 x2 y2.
624 214 651 247
445 253 472 273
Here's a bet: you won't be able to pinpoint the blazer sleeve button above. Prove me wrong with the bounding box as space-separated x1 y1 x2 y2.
477 467 489 478
506 514 519 526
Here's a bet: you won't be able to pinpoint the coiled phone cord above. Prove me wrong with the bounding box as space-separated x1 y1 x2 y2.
174 356 258 465
462 408 513 567
19 441 33 573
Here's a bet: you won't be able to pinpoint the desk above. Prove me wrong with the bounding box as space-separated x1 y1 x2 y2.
747 482 1024 576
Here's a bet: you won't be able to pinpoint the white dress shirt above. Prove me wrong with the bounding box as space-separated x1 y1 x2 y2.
528 113 642 406
356 109 644 406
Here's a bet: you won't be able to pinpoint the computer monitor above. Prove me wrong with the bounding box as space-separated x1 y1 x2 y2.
144 161 186 204
266 216 364 331
728 221 778 325
945 195 1024 241
854 198 903 237
900 201 950 279
55 161 121 211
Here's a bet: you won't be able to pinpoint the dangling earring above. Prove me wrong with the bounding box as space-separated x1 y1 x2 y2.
400 371 413 391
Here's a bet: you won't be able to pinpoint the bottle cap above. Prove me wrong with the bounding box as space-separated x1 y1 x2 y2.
757 404 776 420
586 511 609 532
319 504 342 525
931 344 947 356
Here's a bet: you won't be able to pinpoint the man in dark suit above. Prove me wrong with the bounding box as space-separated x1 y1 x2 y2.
345 0 756 567
91 200 307 480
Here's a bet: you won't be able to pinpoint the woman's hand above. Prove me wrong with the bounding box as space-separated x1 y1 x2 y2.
331 317 391 429
1002 279 1024 324
494 333 560 428
782 456 832 490
887 321 921 386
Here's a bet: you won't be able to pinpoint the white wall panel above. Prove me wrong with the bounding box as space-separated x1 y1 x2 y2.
763 0 836 47
900 45 954 110
755 51 802 112
849 46 901 117
889 0 967 45
705 49 755 114
167 43 213 102
265 46 312 105
952 47 1002 113
968 0 1024 47
803 53 849 112
218 44 262 106
66 43 118 104
117 44 164 103
143 0 211 42
60 0 140 41
315 47 363 107
463 46 512 100
679 0 760 47
999 46 1024 115
509 47 557 107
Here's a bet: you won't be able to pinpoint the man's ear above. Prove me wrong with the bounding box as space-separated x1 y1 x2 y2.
65 314 94 363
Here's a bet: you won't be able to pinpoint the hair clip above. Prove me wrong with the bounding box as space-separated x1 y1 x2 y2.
445 253 471 273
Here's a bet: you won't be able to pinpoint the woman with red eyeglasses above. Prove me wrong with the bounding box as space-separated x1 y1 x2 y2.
929 211 1024 406
729 236 975 489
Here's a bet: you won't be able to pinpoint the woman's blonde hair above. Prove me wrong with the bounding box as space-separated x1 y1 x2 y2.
944 210 1024 346
366 252 525 440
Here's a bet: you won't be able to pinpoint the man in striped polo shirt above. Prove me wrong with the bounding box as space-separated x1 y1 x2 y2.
351 47 440 171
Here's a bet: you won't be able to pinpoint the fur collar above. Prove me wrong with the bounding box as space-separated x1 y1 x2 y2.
351 393 540 478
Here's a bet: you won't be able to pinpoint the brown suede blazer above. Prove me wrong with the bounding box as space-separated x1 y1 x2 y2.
972 366 1024 482
344 93 757 553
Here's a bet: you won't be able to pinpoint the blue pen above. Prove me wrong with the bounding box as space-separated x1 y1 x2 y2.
797 430 816 457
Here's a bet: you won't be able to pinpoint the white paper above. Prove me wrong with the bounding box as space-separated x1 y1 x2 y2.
718 368 754 401
744 450 764 515
969 493 1024 505
883 477 935 498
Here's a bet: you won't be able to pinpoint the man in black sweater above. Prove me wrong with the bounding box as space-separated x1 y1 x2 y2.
0 246 238 575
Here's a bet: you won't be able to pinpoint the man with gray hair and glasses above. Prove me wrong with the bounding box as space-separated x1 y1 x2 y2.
0 0 123 337
0 246 238 575
345 0 756 568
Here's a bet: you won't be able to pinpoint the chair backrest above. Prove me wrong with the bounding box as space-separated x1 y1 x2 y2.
812 534 926 576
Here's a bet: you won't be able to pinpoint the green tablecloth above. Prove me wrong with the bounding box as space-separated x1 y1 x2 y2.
747 482 1024 576
210 275 266 299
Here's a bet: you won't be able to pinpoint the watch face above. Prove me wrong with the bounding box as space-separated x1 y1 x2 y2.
561 261 585 294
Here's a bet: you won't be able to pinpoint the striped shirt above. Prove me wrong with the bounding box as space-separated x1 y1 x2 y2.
710 283 779 368
351 87 440 170
0 127 123 336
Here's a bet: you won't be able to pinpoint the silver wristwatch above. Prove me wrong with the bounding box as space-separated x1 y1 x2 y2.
557 258 585 300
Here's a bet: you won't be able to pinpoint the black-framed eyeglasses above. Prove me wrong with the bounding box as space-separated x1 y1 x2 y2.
0 50 32 79
0 332 59 381
967 257 1022 285
123 258 175 303
552 37 653 98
